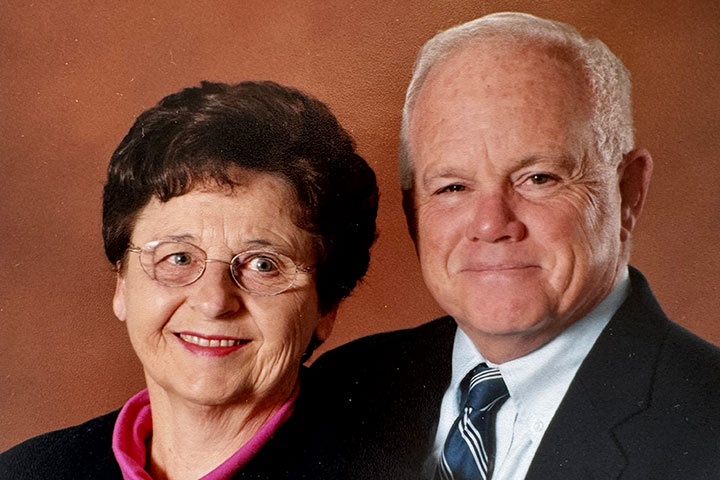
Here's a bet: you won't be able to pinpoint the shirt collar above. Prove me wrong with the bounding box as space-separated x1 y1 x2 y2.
112 385 299 480
450 268 630 406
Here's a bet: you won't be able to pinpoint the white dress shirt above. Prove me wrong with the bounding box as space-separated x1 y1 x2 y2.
423 269 630 479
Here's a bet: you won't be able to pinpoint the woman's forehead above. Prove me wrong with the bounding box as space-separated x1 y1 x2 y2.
130 181 312 255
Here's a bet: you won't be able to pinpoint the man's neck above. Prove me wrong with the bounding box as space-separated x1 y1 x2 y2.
463 268 631 364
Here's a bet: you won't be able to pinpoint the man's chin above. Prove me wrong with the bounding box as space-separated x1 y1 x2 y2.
456 314 561 362
459 314 548 337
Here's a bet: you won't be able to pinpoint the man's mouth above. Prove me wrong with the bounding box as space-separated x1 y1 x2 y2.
461 263 538 272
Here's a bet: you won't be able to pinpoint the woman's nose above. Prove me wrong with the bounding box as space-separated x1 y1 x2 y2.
186 261 243 319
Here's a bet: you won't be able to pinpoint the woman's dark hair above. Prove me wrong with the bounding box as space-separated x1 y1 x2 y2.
103 81 378 315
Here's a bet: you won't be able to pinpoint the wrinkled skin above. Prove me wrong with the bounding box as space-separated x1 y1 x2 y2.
407 42 652 362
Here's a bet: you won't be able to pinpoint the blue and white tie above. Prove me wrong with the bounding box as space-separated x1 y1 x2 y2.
436 363 509 480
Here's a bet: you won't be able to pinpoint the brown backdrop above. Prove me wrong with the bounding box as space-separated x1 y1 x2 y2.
2 0 719 451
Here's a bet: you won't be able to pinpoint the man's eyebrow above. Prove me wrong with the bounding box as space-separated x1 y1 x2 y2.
517 154 577 170
421 166 469 185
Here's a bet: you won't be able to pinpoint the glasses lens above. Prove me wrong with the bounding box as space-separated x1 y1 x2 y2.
142 241 206 287
230 251 296 295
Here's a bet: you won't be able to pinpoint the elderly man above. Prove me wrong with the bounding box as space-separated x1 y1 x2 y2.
313 12 720 480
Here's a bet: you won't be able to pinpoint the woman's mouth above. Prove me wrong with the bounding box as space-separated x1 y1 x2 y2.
175 332 249 356
178 333 244 347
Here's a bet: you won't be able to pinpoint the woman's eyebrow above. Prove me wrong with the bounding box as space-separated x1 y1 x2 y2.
241 239 275 249
165 233 198 242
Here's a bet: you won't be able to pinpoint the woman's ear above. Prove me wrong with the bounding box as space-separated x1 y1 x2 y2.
314 306 338 343
301 308 339 364
619 148 653 242
112 274 127 322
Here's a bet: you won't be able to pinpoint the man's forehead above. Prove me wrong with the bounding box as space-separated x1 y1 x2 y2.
408 41 593 152
415 39 588 108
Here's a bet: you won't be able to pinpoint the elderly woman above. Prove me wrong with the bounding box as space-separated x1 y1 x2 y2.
0 81 377 479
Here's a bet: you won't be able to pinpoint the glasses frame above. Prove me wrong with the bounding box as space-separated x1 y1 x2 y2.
126 240 314 297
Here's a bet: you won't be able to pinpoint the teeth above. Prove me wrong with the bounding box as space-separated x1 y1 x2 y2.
179 334 239 347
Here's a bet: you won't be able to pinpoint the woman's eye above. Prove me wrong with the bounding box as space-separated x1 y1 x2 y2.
249 256 279 273
435 184 466 194
167 252 193 266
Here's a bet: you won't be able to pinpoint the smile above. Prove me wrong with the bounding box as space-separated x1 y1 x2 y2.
461 264 539 273
178 333 244 347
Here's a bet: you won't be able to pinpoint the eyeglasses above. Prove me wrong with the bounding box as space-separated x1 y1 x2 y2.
127 240 313 296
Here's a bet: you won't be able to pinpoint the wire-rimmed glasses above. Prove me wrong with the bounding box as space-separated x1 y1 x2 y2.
127 240 313 296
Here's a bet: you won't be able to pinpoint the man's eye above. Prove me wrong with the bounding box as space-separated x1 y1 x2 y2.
435 184 466 194
526 174 555 186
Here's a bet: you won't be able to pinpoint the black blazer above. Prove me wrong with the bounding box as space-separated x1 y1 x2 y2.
0 368 340 480
312 268 720 479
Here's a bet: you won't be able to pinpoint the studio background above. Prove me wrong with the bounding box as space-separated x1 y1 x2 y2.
2 0 719 451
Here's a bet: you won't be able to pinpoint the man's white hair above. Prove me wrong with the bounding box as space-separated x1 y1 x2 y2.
399 12 634 191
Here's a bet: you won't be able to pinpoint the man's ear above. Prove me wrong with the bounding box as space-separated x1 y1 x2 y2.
618 148 653 242
314 306 338 343
402 188 418 248
112 274 127 322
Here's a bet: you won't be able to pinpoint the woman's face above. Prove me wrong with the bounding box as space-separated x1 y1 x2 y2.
113 173 335 408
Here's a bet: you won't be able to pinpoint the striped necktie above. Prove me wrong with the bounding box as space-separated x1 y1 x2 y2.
436 363 509 480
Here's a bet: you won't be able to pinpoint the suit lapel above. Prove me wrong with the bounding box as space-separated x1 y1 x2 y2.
526 268 670 480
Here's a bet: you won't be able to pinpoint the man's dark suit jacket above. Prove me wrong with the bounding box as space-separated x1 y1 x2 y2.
312 268 720 479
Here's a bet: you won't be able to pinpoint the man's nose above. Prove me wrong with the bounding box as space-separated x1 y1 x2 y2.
187 261 243 319
465 190 527 243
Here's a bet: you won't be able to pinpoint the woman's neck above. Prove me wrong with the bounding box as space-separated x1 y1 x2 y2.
144 383 293 480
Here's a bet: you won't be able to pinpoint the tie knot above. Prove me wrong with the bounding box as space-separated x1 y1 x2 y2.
461 363 509 412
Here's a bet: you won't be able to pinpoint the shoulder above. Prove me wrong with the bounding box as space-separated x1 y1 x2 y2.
309 316 456 414
662 317 720 366
313 316 456 373
623 322 720 475
607 268 720 459
655 320 720 406
307 319 456 478
625 267 720 393
237 371 348 480
0 411 122 479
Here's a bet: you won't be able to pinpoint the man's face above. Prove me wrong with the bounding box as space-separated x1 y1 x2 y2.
408 43 630 361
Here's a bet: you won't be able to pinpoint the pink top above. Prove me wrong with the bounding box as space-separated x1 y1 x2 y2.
111 388 298 480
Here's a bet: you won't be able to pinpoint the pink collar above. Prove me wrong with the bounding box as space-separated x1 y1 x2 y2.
112 387 298 480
